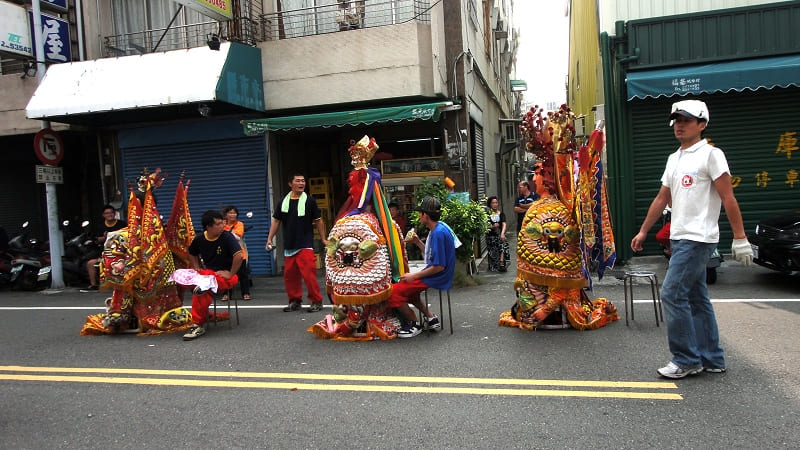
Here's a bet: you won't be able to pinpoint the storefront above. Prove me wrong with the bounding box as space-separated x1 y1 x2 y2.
381 156 445 218
624 55 800 254
242 101 457 269
117 118 274 275
24 41 269 271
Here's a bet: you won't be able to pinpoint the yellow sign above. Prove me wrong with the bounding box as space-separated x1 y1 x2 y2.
173 0 233 21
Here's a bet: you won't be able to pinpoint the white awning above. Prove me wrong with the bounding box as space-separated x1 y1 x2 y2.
25 41 264 122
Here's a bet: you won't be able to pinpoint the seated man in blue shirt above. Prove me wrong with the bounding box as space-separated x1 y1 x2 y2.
387 197 456 338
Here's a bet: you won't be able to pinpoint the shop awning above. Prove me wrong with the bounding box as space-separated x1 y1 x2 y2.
241 101 453 135
626 54 800 100
25 42 264 124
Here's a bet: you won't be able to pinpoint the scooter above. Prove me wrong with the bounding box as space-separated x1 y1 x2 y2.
0 249 20 288
656 208 722 284
4 221 51 290
61 219 101 286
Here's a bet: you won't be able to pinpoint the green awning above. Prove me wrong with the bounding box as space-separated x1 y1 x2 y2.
242 101 449 135
626 54 800 100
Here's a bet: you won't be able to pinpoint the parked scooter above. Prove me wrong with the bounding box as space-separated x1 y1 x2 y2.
3 221 51 290
61 219 101 287
0 244 19 288
655 208 722 284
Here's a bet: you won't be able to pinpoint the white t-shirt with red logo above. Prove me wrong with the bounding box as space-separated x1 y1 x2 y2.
660 138 730 243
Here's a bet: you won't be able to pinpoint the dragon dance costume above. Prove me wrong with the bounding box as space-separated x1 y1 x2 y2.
308 135 407 340
81 170 207 335
499 105 619 331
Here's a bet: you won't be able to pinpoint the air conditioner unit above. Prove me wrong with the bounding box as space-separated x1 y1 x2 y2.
592 104 605 126
574 115 587 138
502 122 517 143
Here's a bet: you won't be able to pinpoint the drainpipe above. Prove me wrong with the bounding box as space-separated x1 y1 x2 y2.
601 20 639 263
76 0 85 60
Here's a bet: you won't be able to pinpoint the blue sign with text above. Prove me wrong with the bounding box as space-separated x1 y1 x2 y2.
28 11 71 63
41 0 69 12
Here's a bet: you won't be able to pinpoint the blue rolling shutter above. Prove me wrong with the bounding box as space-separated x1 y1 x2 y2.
119 121 273 275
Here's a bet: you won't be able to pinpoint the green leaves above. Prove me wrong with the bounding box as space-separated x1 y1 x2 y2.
409 179 489 263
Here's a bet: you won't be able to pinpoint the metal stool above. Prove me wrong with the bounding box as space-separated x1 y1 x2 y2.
623 270 664 326
211 289 240 328
421 288 453 334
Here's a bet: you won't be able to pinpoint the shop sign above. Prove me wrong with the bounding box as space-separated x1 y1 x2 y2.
28 11 71 63
0 2 33 58
173 0 233 21
381 157 445 179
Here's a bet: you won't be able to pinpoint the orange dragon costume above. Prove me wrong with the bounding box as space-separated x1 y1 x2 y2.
81 170 198 335
308 136 407 340
499 105 619 331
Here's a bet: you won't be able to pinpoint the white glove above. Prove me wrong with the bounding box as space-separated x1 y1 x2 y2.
731 238 753 266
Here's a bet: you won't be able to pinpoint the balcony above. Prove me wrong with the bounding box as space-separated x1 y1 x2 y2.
260 0 430 41
103 0 431 57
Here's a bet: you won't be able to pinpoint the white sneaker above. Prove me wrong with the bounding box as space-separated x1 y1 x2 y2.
657 361 703 379
397 322 422 338
182 325 206 340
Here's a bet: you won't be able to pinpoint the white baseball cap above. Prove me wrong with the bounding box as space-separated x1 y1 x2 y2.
669 100 709 126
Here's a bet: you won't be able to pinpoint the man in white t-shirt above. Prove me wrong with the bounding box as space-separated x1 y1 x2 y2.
630 99 753 379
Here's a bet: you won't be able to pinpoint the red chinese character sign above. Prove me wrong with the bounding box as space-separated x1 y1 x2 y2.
33 128 64 166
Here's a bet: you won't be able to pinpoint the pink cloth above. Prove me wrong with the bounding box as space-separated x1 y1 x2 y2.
174 269 238 326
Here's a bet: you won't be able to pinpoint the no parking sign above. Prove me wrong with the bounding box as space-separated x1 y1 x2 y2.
33 128 64 166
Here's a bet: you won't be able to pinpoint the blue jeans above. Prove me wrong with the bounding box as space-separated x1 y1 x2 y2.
661 239 725 369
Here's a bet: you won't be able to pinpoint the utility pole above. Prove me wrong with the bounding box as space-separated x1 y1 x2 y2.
32 0 64 290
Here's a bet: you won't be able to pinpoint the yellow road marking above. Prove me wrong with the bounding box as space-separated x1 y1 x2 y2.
0 365 676 389
0 374 682 400
0 365 681 400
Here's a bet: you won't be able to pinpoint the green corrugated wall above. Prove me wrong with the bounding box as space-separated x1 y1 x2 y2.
622 86 800 256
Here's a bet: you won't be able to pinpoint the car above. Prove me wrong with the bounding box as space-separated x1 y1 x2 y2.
750 209 800 274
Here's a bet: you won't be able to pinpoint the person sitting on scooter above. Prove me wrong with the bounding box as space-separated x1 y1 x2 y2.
83 205 127 291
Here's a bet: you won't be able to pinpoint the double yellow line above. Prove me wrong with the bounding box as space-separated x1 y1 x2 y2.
0 365 682 400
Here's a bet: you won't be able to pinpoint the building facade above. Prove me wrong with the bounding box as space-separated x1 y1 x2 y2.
0 0 520 275
568 0 800 261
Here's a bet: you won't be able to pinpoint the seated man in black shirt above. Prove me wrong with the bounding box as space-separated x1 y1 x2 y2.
83 205 127 291
183 210 242 340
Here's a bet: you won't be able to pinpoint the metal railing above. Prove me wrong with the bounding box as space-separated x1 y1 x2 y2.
259 0 430 41
104 21 224 57
102 0 430 57
103 0 263 57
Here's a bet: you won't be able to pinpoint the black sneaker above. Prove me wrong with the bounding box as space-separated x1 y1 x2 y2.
192 286 208 295
307 302 323 313
80 285 99 293
397 322 422 338
282 301 301 312
424 315 441 331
